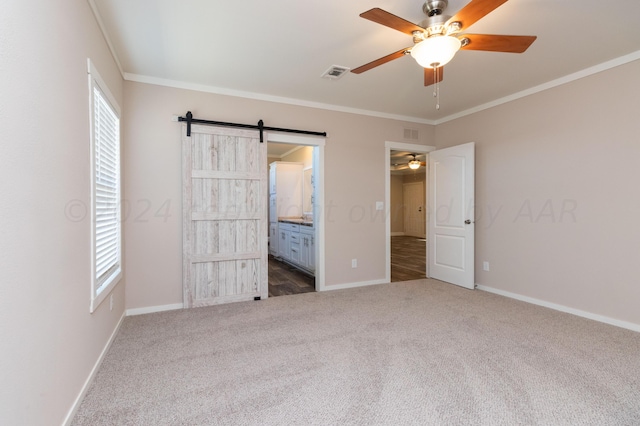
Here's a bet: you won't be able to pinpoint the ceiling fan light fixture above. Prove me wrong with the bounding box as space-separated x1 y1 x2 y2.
410 35 461 68
408 156 421 169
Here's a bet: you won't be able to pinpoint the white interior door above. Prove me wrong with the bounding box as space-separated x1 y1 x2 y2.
428 142 475 289
403 182 425 238
182 124 268 308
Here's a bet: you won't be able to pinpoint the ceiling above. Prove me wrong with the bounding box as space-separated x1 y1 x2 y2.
92 0 640 123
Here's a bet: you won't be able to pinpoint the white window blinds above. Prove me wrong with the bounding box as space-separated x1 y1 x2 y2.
93 86 120 289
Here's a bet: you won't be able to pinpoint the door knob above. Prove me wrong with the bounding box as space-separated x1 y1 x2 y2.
465 219 471 224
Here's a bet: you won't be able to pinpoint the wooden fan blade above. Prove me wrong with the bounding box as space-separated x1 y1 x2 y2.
446 0 509 31
424 66 444 87
460 34 536 53
360 8 424 36
351 47 411 74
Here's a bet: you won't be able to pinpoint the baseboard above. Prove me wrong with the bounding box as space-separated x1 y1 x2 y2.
390 232 405 237
62 310 126 426
476 284 640 333
321 278 388 291
126 303 184 316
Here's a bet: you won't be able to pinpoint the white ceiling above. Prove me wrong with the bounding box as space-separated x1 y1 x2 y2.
92 0 640 123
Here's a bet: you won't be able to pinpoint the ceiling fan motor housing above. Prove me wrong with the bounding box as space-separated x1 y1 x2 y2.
423 0 448 17
418 14 451 38
419 0 454 38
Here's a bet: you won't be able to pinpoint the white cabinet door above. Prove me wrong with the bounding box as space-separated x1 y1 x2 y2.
300 228 315 272
308 233 316 272
278 228 290 260
299 233 310 270
269 194 277 223
269 223 278 255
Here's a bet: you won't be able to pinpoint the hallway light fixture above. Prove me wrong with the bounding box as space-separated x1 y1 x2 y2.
408 154 421 170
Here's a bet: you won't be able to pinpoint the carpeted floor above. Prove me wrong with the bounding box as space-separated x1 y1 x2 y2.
72 280 640 425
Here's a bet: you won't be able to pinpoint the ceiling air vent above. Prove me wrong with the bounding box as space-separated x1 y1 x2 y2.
321 65 350 80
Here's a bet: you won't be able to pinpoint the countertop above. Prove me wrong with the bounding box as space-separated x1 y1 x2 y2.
278 218 313 227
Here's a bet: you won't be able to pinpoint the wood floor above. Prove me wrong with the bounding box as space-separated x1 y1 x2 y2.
391 235 427 282
268 255 315 297
268 235 426 296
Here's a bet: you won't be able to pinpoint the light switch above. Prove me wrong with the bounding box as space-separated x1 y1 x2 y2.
375 201 384 210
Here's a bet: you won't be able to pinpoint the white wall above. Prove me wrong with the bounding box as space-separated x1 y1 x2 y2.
122 81 435 309
0 1 125 423
435 59 640 327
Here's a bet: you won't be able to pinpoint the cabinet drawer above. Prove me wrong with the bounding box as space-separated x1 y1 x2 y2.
278 222 300 232
290 233 300 244
289 242 301 263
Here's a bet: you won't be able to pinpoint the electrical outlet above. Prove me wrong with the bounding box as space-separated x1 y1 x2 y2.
483 261 490 271
110 294 114 311
351 259 357 268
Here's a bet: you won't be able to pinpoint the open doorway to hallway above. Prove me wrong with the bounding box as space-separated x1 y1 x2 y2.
389 150 428 282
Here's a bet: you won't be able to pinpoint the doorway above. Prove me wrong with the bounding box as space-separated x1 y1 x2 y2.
386 141 476 289
266 133 325 296
385 142 435 283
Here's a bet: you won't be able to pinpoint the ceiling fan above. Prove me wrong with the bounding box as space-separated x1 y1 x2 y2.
392 153 426 171
351 0 537 87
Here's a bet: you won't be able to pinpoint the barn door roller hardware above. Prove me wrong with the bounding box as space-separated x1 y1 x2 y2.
178 111 327 142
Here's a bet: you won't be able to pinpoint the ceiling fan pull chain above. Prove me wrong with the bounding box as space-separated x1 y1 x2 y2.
433 67 437 98
434 67 440 110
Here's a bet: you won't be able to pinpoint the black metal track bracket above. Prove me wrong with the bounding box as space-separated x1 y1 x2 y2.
178 111 326 141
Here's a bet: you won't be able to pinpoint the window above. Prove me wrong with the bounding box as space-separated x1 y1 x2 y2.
88 60 122 313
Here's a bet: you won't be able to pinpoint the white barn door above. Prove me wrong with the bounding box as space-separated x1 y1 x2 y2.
428 142 475 289
183 124 268 308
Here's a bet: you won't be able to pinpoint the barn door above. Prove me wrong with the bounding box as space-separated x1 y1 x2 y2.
182 124 268 308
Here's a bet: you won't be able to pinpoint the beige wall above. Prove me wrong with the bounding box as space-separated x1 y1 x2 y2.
435 59 640 326
123 81 435 308
0 0 125 424
282 145 313 166
390 175 405 233
123 60 640 328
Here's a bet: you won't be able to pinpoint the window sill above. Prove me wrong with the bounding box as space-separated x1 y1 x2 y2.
90 268 122 313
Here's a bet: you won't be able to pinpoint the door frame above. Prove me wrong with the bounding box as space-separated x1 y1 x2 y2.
385 141 436 283
267 132 326 291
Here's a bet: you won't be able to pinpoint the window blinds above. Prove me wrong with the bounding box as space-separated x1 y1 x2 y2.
93 86 120 292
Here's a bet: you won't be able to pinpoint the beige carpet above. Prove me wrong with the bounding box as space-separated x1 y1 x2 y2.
72 280 640 425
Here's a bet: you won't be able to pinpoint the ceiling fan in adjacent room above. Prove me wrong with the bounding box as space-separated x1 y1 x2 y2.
351 0 537 88
391 153 426 171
